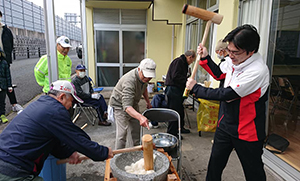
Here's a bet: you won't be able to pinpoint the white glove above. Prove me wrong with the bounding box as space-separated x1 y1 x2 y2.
91 93 100 100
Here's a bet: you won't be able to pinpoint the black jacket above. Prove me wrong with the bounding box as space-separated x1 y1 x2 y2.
72 75 94 99
165 54 189 90
1 24 14 64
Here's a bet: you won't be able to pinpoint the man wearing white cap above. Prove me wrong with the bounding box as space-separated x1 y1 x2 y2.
109 58 156 149
34 36 73 93
0 80 113 180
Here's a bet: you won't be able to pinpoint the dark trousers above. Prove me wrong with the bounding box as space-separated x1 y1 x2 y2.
6 89 17 105
165 86 185 136
206 128 266 181
83 94 107 122
0 90 7 115
6 64 17 105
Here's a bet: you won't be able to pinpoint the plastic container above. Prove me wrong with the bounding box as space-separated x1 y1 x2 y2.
147 82 155 93
39 155 66 181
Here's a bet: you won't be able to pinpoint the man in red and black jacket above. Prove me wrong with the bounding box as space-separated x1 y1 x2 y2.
186 24 269 181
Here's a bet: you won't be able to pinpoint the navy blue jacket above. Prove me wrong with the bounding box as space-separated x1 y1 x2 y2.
0 95 108 176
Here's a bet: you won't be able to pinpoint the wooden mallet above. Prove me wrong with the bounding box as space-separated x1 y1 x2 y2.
56 134 155 166
182 4 223 97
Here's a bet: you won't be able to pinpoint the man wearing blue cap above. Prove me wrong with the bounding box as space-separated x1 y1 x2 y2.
72 64 111 126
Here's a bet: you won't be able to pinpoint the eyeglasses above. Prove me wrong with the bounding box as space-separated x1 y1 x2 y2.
225 48 245 56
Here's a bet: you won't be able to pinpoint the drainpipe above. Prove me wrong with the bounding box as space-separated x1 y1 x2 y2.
171 25 175 61
43 0 58 84
80 0 88 75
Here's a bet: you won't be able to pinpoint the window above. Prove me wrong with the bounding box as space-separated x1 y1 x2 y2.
94 9 146 87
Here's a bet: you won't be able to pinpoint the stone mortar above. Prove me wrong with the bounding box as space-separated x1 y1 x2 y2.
110 150 170 181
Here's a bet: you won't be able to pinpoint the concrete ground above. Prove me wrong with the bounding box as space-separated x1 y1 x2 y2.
1 91 284 181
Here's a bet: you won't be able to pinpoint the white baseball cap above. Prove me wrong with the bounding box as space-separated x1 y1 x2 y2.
50 80 83 103
139 58 156 78
56 36 72 48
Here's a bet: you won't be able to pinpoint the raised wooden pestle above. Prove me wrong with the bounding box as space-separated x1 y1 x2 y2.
142 134 154 171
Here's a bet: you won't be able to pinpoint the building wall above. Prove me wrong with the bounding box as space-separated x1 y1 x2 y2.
146 6 172 82
216 0 239 40
85 7 96 81
146 0 185 83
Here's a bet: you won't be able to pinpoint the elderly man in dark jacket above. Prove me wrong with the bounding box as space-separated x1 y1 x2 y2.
0 80 113 180
165 50 196 137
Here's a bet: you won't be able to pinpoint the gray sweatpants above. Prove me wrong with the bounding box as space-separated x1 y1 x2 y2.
114 108 140 149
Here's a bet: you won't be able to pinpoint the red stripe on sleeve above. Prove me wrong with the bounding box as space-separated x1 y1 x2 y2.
199 60 226 80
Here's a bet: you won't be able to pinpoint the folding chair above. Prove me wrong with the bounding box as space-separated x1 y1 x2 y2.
72 103 98 127
140 108 182 179
270 77 297 132
72 77 104 128
88 77 104 93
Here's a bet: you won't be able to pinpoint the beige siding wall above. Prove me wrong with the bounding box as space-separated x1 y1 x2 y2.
216 0 239 41
85 7 96 82
146 0 186 83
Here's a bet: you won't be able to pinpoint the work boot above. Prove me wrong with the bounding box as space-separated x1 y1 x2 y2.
98 120 111 126
0 115 8 124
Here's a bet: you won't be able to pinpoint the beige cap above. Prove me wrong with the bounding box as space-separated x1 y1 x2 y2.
215 39 228 51
139 58 156 78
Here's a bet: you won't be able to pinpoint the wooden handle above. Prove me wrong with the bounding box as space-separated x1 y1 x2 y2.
190 20 212 80
112 145 143 155
56 145 143 165
56 155 89 165
142 134 154 170
183 20 212 97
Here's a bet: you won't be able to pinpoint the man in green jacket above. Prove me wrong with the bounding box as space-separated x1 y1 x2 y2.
34 36 72 93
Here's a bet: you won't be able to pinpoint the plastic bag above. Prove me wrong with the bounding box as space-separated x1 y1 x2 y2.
107 105 115 123
197 99 219 132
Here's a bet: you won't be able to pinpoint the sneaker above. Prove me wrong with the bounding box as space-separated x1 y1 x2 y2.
0 115 8 124
98 120 111 126
181 127 191 134
149 122 159 129
12 104 24 112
